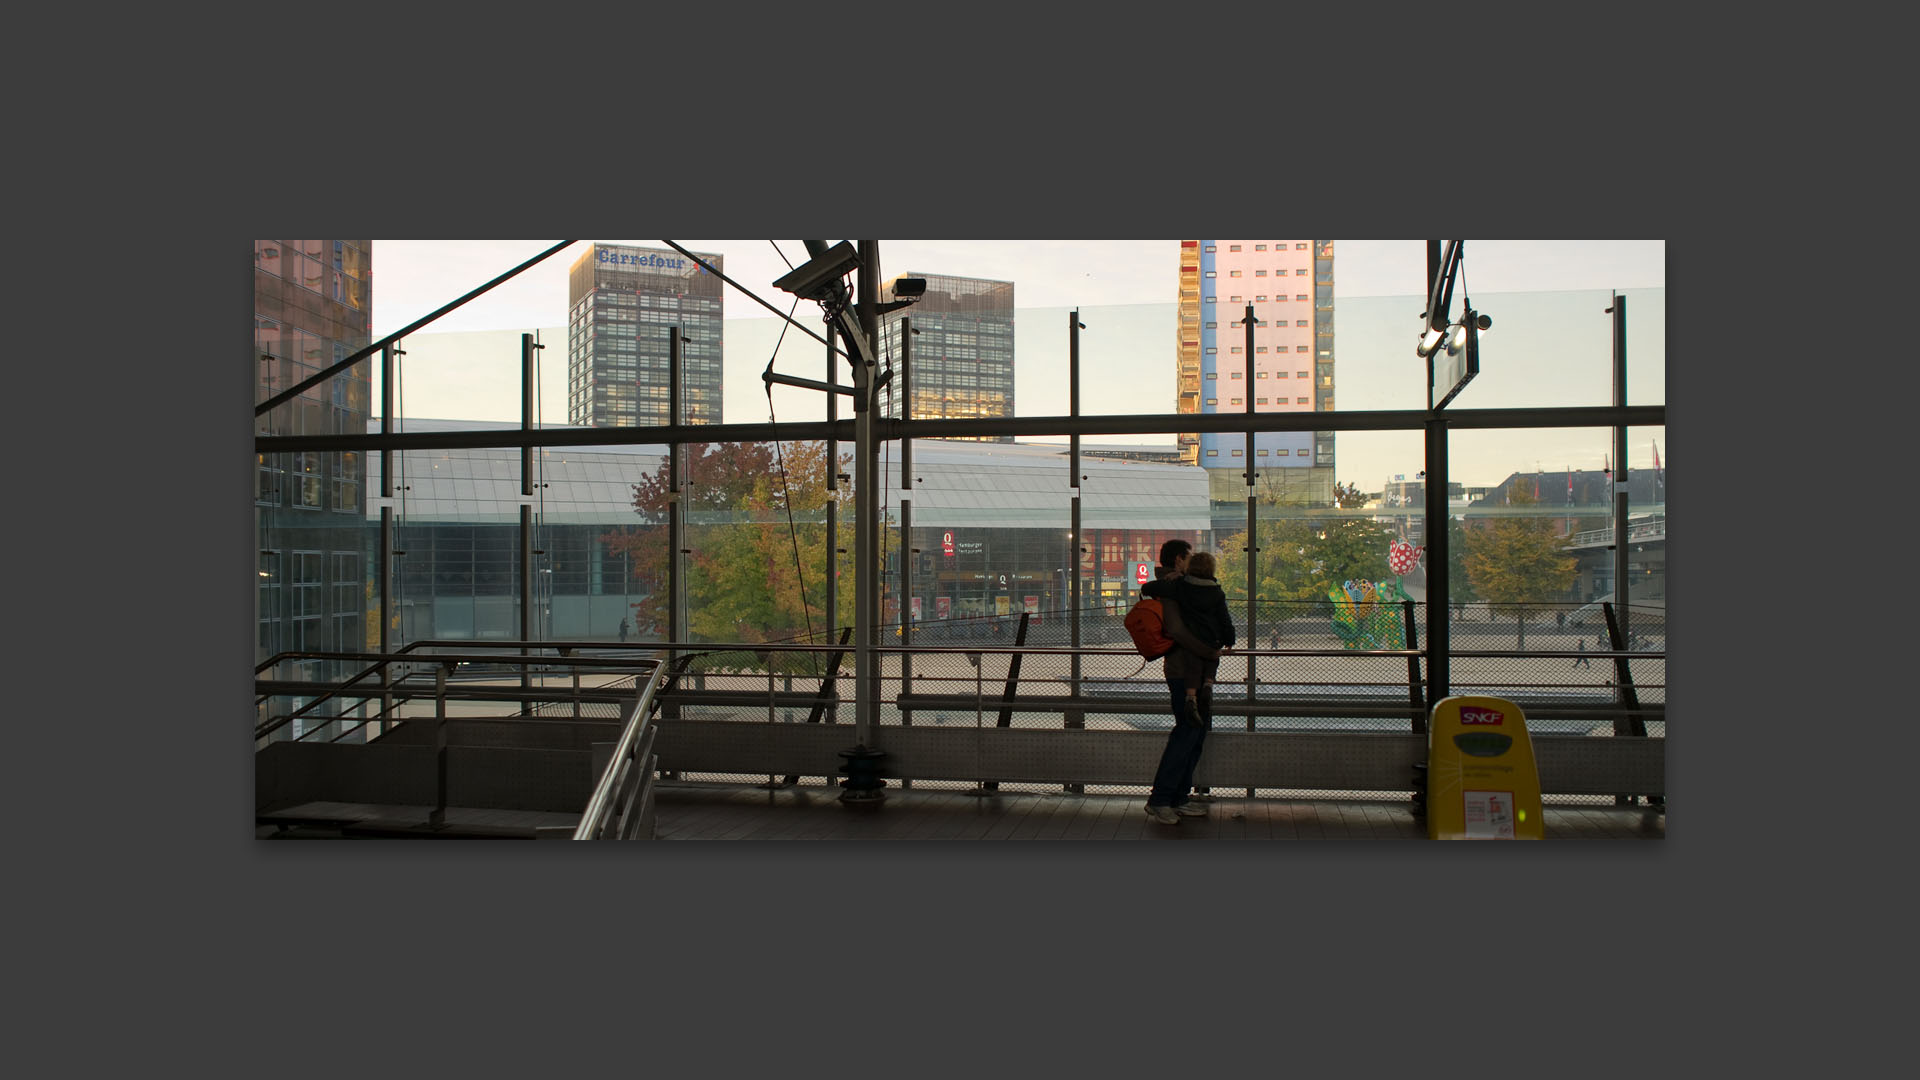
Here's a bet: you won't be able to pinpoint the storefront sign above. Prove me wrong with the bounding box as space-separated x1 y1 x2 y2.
942 531 955 556
1134 562 1153 586
936 596 950 619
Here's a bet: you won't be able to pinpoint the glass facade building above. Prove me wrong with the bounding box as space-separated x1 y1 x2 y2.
567 244 724 427
254 240 373 676
877 273 1014 441
1178 240 1335 504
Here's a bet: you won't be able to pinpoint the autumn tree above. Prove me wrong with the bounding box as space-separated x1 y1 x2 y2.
602 441 883 652
1461 480 1577 648
1215 481 1396 618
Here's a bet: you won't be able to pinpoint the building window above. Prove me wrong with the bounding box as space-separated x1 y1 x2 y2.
1322 376 1334 387
1230 398 1242 405
1205 347 1217 354
257 453 283 505
1231 449 1242 456
1205 398 1218 406
1255 296 1266 303
1205 372 1217 380
1297 397 1309 404
1205 245 1216 252
1229 245 1242 251
1257 449 1269 456
1229 270 1241 277
1230 347 1242 354
1297 346 1309 352
294 452 323 508
1204 271 1216 278
1255 270 1267 277
1298 371 1308 378
331 451 361 513
1255 244 1267 251
1296 294 1308 301
1230 371 1241 379
1205 321 1217 329
258 549 281 651
292 551 324 652
1256 347 1268 354
1295 319 1308 326
1230 295 1242 302
1257 371 1268 378
1256 397 1268 405
1206 450 1218 457
1205 296 1216 304
1300 448 1313 456
1296 243 1308 249
1296 268 1308 275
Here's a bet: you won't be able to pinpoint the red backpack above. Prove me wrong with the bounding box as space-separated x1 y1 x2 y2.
1124 596 1175 659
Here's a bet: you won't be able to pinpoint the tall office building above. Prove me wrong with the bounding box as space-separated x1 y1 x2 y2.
253 240 374 676
567 243 724 427
878 272 1014 442
1177 240 1335 502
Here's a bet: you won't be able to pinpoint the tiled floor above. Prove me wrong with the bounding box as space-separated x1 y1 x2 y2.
650 782 1666 840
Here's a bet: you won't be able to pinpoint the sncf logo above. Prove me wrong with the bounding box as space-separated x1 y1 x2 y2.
1460 708 1505 726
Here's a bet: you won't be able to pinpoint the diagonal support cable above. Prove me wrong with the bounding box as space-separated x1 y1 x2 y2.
256 240 577 417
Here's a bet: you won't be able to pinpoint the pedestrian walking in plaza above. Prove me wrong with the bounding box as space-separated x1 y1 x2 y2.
619 617 629 642
1573 638 1591 669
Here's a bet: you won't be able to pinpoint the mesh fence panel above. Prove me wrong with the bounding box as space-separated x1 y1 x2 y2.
647 600 1664 798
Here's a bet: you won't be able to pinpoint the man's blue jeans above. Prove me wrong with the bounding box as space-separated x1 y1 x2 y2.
1147 679 1211 807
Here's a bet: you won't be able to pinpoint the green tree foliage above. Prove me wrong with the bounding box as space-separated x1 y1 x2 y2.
1461 480 1576 647
1215 481 1396 613
603 441 878 650
1445 515 1478 607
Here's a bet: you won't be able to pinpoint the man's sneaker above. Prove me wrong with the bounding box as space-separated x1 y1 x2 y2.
1183 698 1203 724
1173 802 1208 817
1144 804 1180 825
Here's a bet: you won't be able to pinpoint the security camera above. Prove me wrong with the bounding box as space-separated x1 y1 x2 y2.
891 277 927 298
773 241 861 302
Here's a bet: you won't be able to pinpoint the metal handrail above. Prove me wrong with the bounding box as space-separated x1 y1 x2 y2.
254 644 663 742
574 660 671 840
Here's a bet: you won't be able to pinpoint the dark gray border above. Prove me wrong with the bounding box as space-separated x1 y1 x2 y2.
31 61 1814 1068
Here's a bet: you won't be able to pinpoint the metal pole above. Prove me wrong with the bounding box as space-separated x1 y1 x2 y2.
521 333 535 696
1244 304 1257 717
520 503 533 695
380 344 394 499
1424 417 1450 704
1069 311 1083 700
379 504 392 732
900 316 913 726
1609 294 1630 646
669 326 686 658
854 241 880 747
825 320 838 645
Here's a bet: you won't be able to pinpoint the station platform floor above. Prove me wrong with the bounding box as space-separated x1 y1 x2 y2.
648 781 1666 840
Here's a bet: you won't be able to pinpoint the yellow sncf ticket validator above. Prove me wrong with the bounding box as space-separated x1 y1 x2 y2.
1427 695 1544 840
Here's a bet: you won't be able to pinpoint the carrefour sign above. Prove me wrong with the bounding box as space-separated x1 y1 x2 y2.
597 248 712 276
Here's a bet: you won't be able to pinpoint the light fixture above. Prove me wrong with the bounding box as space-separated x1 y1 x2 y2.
1416 328 1445 358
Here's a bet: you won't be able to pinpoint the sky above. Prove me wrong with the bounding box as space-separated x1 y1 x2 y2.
364 240 1666 490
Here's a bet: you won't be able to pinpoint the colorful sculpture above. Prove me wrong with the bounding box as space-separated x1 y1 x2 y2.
1329 540 1423 649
